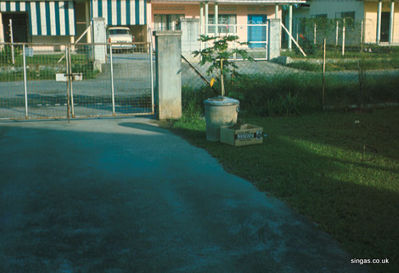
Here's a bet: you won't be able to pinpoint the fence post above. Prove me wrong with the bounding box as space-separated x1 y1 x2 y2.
9 19 15 65
23 44 28 119
314 22 317 45
65 46 71 121
149 28 155 115
335 20 339 47
342 19 346 56
322 38 326 109
68 45 75 118
154 31 182 120
360 19 364 53
288 4 293 51
109 43 116 116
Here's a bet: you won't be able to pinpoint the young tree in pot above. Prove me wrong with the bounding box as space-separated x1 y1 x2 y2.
193 35 253 97
193 35 253 141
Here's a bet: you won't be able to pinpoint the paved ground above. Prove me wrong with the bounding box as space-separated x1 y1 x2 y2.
0 118 367 273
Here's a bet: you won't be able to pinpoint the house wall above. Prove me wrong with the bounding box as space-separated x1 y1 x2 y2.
292 0 365 46
364 1 399 44
150 3 280 43
306 0 364 20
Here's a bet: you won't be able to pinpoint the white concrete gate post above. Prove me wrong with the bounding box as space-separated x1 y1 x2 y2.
92 17 107 71
268 18 281 60
154 31 182 120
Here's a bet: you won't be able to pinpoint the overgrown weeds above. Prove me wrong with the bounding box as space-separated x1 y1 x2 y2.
183 70 399 118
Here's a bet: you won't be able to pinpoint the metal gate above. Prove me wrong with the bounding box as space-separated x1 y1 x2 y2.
0 41 154 120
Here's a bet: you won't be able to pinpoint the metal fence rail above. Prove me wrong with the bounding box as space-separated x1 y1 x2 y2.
0 41 154 120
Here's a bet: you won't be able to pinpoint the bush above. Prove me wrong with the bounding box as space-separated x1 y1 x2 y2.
181 86 215 118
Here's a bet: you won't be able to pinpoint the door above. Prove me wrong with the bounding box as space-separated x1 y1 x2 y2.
247 15 267 48
380 12 390 42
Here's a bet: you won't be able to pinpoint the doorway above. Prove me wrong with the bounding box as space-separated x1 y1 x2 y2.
2 13 29 43
380 12 390 42
247 14 267 48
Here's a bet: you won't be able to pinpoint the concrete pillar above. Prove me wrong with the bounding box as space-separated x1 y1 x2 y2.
92 17 107 71
0 12 4 44
389 0 395 44
205 2 208 35
288 4 293 50
85 0 92 43
275 4 278 19
200 2 204 35
154 31 182 120
268 18 281 60
215 2 218 36
180 18 200 56
377 0 382 43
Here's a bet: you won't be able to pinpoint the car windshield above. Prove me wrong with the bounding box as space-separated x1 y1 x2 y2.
109 29 130 35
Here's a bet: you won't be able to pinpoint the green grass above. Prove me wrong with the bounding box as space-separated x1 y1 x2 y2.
186 73 399 117
280 45 399 71
281 45 399 59
286 59 399 72
0 50 98 81
164 108 399 273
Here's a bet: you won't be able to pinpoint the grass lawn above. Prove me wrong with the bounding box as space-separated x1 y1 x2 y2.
281 46 399 59
164 108 399 273
285 59 399 72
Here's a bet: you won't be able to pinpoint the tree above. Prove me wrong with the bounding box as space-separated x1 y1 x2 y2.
193 35 254 97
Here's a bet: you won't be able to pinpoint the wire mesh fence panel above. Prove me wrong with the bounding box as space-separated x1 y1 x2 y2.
0 43 26 119
25 44 68 119
111 42 153 115
71 43 113 117
181 42 399 116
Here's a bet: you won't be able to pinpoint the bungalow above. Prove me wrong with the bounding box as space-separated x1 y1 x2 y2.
150 0 305 51
0 0 304 52
293 0 399 45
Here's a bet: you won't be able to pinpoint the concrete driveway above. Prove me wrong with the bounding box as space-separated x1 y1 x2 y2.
0 118 366 273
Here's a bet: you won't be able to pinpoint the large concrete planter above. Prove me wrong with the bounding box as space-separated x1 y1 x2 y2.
204 96 239 141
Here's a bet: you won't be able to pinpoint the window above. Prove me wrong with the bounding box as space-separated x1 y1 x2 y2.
340 11 355 21
109 29 130 35
154 14 184 31
336 11 355 28
208 14 237 34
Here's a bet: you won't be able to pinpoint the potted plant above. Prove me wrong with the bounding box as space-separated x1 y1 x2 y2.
193 35 253 141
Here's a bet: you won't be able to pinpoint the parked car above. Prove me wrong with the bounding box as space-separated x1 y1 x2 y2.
107 26 135 52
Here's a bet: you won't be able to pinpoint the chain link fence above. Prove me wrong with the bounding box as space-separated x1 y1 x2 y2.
287 18 396 56
0 42 154 120
181 34 399 116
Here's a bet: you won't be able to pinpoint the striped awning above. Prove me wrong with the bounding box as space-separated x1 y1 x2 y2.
91 0 147 26
0 1 75 36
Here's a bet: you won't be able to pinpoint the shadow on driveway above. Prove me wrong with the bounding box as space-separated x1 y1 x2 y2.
0 119 367 273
